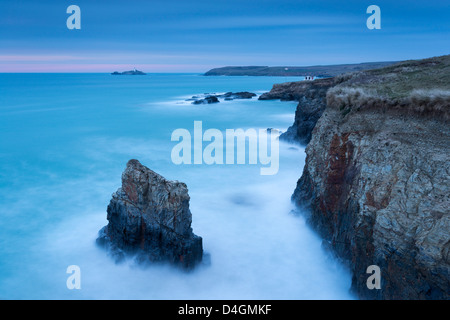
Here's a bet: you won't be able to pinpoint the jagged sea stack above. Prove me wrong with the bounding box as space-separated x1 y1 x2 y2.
97 159 203 269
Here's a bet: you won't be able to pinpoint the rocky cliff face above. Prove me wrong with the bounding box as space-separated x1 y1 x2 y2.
97 160 203 269
283 55 450 299
260 78 335 145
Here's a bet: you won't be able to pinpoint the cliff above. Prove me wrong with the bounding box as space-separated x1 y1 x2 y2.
204 61 397 77
111 70 146 75
278 55 450 299
97 160 203 269
259 78 336 145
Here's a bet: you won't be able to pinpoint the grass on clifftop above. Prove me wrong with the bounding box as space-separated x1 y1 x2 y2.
327 55 450 118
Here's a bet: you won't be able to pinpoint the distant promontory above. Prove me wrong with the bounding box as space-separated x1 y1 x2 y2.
204 61 397 77
260 54 450 300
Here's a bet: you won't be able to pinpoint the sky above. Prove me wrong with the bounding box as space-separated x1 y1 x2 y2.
0 0 449 72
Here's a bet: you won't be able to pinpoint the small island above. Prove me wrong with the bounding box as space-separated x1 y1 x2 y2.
111 68 146 75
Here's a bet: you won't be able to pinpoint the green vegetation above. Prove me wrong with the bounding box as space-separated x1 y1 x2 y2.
327 55 450 118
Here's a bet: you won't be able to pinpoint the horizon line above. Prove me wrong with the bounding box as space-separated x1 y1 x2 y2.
2 54 445 73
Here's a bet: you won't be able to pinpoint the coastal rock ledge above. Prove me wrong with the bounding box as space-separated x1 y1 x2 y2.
289 55 450 299
97 159 203 269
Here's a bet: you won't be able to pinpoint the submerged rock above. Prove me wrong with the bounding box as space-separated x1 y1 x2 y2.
296 106 450 300
97 159 203 269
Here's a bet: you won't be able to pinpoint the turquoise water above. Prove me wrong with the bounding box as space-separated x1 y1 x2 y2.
0 74 353 299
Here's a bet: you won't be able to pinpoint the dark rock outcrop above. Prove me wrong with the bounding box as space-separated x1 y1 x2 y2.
97 160 203 269
295 106 450 300
189 92 256 104
289 55 450 299
192 95 219 104
111 69 146 75
219 92 257 100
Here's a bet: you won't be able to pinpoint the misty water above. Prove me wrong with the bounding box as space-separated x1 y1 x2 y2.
0 74 354 299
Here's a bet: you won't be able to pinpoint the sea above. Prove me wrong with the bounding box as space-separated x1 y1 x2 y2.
0 73 354 299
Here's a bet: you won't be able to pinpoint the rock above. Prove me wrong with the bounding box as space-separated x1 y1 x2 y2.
236 92 257 99
259 78 335 101
219 92 257 99
290 55 450 299
259 78 336 145
204 95 219 104
189 92 257 104
192 95 219 104
97 159 203 269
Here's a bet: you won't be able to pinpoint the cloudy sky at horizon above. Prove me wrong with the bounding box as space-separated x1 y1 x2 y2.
0 0 449 72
